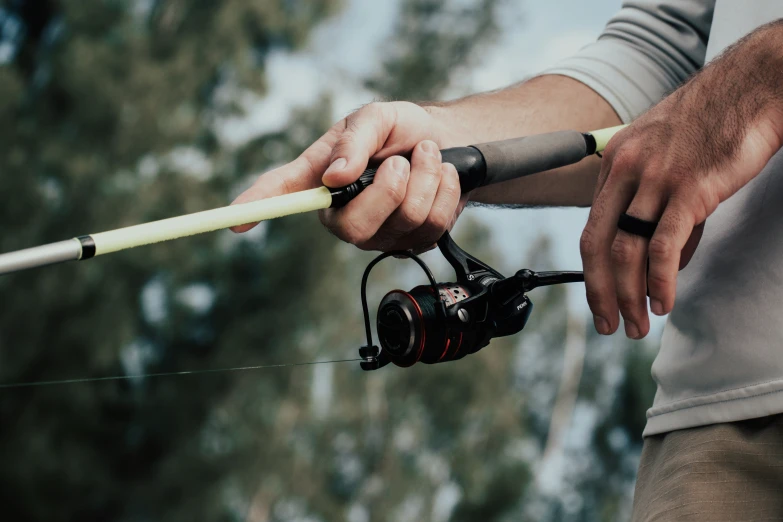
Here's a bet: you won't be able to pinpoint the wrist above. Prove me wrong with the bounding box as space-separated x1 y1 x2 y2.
719 20 783 152
658 21 783 171
750 23 783 152
419 103 481 148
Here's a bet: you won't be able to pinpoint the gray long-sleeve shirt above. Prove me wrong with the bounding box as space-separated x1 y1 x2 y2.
542 0 783 436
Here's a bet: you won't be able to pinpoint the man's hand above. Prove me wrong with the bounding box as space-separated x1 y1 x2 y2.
232 75 622 253
581 22 783 339
232 101 473 252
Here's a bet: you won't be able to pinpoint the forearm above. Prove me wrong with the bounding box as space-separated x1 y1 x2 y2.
428 74 622 207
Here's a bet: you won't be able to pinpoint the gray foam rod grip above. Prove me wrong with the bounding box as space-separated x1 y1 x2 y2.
472 130 589 186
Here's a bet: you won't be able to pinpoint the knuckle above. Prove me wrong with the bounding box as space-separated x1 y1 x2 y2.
355 102 387 129
381 177 407 206
331 134 356 159
611 236 637 266
384 183 405 206
584 287 605 311
441 181 460 203
397 200 428 229
638 166 663 185
424 210 451 234
616 295 639 314
647 236 672 259
579 229 599 259
695 181 720 216
609 147 637 172
424 161 443 179
337 129 357 147
601 140 620 164
662 201 694 235
647 270 673 292
364 101 385 116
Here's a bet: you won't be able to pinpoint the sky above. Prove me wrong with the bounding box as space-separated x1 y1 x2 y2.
217 0 668 336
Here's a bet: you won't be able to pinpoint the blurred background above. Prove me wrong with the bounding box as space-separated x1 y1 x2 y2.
0 0 662 520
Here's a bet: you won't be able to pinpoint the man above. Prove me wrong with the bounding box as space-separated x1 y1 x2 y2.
233 1 783 519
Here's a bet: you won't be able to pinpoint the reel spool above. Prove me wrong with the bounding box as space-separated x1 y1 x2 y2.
376 281 492 367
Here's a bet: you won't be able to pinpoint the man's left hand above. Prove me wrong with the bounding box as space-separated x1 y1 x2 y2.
580 21 783 339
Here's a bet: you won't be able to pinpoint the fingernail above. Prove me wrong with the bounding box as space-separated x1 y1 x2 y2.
420 141 440 158
324 158 348 177
391 156 409 177
651 298 664 316
594 316 610 335
625 321 640 339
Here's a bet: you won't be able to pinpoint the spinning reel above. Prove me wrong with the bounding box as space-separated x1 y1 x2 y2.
358 232 585 371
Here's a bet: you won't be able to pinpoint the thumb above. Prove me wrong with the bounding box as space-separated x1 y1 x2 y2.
322 103 393 187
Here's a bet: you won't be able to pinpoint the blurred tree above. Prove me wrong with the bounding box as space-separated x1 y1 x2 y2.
0 1 346 520
364 0 503 101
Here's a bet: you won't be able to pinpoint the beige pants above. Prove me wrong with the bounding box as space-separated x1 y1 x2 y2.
632 414 783 521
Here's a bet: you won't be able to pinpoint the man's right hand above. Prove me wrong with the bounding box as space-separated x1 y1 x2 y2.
231 101 473 252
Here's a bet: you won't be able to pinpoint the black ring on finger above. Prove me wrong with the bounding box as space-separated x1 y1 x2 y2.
617 213 658 239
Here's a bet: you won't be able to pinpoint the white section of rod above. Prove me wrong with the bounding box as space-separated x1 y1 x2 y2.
0 239 83 276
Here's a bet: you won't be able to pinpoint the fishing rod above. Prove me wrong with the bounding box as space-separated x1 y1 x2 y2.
0 125 625 276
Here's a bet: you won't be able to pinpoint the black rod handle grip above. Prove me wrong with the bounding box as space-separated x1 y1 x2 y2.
329 130 593 208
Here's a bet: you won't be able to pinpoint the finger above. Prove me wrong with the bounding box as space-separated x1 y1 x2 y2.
612 185 667 338
376 140 443 244
230 127 338 232
580 157 638 335
322 103 397 187
679 221 704 270
396 162 461 251
647 197 698 316
319 155 410 248
590 126 638 201
591 138 620 200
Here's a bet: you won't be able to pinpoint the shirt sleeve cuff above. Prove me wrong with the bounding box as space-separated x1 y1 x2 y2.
538 37 683 124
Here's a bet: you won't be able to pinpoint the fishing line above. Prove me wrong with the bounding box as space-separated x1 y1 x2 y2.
0 358 363 390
